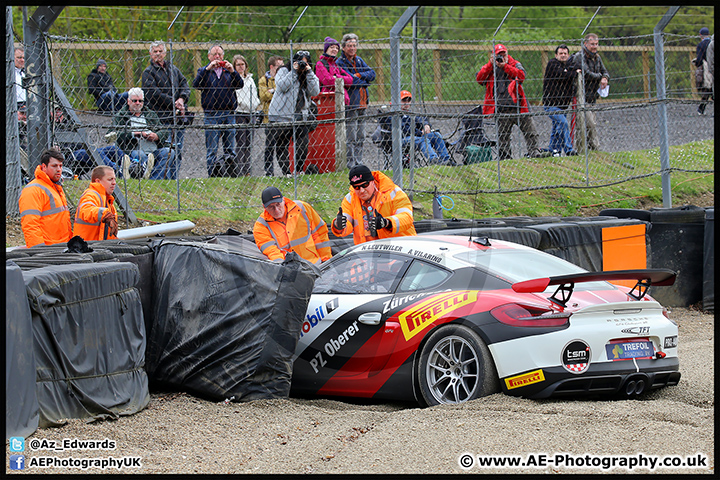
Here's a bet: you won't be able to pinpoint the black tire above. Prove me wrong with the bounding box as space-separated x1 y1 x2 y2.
599 208 651 222
416 324 499 406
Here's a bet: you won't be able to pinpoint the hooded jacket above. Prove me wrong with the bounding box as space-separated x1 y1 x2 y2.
19 165 72 247
73 182 117 241
476 54 529 115
331 170 416 244
253 197 331 265
87 68 117 99
268 66 320 122
316 54 353 105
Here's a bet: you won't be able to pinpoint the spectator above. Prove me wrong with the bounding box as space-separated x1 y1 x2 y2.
113 87 175 180
476 44 550 160
253 186 331 265
542 44 579 156
380 90 452 164
267 51 320 176
232 54 261 176
69 145 126 178
337 33 376 169
192 44 244 177
14 46 26 108
73 166 119 241
18 147 73 247
693 27 713 115
331 165 416 245
141 40 191 169
316 36 354 106
259 56 284 176
87 59 128 113
569 33 609 150
707 35 714 98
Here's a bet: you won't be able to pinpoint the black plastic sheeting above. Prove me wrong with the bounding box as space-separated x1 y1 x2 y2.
24 262 150 427
5 262 40 439
146 239 320 402
702 208 714 312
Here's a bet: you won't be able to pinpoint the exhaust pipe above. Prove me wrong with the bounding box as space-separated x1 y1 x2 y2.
623 374 649 396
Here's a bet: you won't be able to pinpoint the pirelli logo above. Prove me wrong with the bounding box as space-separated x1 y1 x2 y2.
398 290 478 341
505 369 545 390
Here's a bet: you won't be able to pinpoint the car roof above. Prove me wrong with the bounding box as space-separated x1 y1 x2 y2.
341 235 535 269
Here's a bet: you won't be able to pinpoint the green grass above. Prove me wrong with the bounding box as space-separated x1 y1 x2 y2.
62 140 713 227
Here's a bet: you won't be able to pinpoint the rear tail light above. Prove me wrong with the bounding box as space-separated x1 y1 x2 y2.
662 307 677 325
490 303 571 327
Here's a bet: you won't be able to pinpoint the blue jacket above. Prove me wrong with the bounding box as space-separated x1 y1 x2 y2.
192 65 244 112
336 53 375 109
380 112 431 137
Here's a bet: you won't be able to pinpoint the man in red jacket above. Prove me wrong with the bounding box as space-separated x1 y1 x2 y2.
476 44 550 160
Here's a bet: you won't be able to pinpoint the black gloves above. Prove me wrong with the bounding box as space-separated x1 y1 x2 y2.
334 207 346 230
375 212 390 231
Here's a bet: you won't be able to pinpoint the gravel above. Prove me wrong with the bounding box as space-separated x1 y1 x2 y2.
6 307 713 474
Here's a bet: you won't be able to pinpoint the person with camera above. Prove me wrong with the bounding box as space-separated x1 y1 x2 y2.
192 44 244 177
113 87 175 179
141 41 191 171
267 51 320 176
331 165 416 245
476 44 550 160
232 54 261 176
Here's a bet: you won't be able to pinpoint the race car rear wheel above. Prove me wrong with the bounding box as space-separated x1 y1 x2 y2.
417 325 499 406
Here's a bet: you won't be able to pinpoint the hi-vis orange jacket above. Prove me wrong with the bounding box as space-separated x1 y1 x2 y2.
331 170 416 245
73 182 118 241
253 197 332 265
19 165 73 247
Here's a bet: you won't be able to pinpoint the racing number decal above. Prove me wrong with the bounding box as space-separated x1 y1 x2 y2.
398 290 478 341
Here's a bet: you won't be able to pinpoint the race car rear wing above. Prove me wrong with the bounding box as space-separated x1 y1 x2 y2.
511 269 677 307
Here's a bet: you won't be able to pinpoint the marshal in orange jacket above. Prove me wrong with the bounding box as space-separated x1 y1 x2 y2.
73 182 118 241
331 170 416 245
18 165 73 247
253 197 331 265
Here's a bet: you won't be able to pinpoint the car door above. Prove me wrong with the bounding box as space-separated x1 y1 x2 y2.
291 251 412 397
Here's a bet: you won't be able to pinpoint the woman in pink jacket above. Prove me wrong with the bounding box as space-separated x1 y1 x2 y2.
315 36 353 105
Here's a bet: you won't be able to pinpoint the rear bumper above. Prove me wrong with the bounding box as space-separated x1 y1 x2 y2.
503 357 680 398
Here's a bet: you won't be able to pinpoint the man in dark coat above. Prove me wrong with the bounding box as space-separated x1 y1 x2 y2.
569 33 609 150
87 59 128 112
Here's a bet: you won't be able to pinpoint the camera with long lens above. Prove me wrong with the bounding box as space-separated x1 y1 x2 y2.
496 55 504 62
297 60 308 72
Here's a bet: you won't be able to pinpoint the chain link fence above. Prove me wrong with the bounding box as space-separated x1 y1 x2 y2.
8 26 714 220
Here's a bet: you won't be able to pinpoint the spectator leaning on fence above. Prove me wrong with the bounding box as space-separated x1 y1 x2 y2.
14 46 26 108
253 186 331 265
476 44 550 160
192 44 244 177
259 56 284 177
19 147 73 248
267 51 320 176
569 33 609 150
113 87 175 180
73 166 119 241
233 54 261 177
331 165 416 245
141 40 191 166
693 27 713 116
87 59 129 113
707 35 714 98
542 44 579 157
337 33 376 169
316 37 354 105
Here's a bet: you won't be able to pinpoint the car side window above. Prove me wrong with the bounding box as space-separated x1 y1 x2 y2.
314 252 411 294
397 259 451 292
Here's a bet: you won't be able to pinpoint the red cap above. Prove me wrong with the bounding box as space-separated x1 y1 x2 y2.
494 44 507 54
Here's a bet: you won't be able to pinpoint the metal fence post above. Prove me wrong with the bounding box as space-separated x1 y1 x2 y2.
654 6 680 209
6 6 22 216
